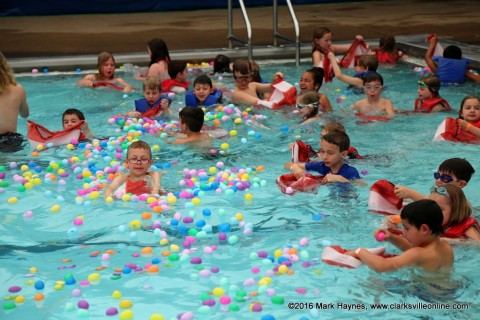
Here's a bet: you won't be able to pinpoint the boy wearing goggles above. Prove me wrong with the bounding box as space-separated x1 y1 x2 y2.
394 158 475 201
351 73 395 118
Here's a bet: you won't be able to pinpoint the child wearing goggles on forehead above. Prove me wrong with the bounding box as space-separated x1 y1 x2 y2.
394 158 475 202
105 140 165 198
414 75 451 113
351 73 395 118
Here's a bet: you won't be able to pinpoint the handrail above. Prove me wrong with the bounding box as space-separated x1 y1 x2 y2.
227 0 253 60
273 0 300 66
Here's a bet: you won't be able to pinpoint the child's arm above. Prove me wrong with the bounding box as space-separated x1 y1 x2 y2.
232 88 273 108
312 50 324 67
354 247 420 272
384 99 396 117
148 171 164 196
322 173 349 183
104 174 127 198
425 35 438 73
331 35 365 54
77 74 96 88
464 226 480 241
115 78 133 93
465 69 480 83
285 162 307 179
459 119 480 138
81 121 94 140
126 109 142 118
319 93 333 112
327 52 364 87
394 185 427 201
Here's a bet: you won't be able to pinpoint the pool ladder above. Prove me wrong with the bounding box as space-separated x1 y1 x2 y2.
227 0 301 66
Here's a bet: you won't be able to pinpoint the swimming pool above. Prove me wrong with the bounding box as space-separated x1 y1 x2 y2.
2 61 480 320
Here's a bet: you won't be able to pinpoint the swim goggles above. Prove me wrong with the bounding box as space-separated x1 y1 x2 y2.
417 81 429 88
296 102 319 110
363 85 383 91
430 185 449 198
433 171 457 183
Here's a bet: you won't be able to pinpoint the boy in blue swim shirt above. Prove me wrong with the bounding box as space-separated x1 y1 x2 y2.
285 131 361 183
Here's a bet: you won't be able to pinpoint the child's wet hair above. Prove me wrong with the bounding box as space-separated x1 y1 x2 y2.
142 77 161 91
401 200 443 235
458 95 480 119
179 106 205 132
443 45 462 60
232 58 252 76
97 51 115 79
62 108 85 124
379 35 397 54
419 74 440 96
322 131 350 152
213 54 231 73
194 75 213 88
311 27 331 52
148 38 170 66
363 72 383 85
437 184 471 230
304 67 324 91
126 140 152 159
250 60 262 83
168 60 187 79
322 122 346 134
438 158 475 182
357 55 378 71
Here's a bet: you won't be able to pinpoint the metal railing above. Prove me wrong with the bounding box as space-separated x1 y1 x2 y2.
227 0 253 60
273 0 300 66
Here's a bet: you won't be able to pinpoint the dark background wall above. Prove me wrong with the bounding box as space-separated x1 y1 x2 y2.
0 0 354 16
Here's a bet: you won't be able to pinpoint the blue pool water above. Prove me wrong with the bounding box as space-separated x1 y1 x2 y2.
1 61 480 319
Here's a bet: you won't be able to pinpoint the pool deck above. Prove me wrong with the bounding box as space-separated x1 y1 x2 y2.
2 0 480 71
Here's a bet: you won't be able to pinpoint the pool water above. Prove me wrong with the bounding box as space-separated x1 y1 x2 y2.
1 61 480 320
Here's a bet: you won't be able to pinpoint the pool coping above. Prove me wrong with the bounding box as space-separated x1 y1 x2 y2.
8 34 480 73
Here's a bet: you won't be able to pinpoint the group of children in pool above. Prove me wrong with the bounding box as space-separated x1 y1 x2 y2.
3 29 480 275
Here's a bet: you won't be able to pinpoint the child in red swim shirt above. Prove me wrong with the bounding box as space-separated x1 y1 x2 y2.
105 140 165 198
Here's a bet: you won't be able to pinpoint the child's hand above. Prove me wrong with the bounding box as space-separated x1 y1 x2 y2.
126 111 142 118
82 80 94 88
288 142 294 151
291 164 306 179
322 173 348 184
457 118 468 130
355 35 364 41
427 34 438 44
272 72 283 82
344 250 358 258
385 215 402 229
394 185 412 199
160 99 170 108
123 85 133 93
374 228 392 242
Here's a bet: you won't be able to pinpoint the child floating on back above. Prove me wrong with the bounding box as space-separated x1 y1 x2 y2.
77 51 133 92
105 140 165 198
299 67 332 111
